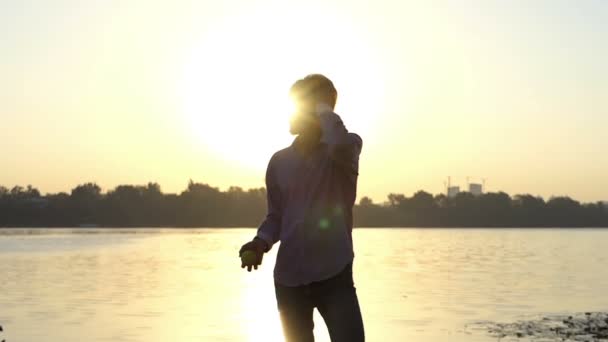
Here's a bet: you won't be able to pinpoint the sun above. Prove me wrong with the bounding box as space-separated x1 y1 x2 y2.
177 3 385 170
177 35 295 168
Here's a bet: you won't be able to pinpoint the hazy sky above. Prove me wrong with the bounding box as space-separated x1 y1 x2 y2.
1 0 607 202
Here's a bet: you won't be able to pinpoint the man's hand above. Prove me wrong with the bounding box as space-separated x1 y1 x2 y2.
239 237 268 272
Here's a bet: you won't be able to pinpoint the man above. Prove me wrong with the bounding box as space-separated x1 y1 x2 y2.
239 74 364 342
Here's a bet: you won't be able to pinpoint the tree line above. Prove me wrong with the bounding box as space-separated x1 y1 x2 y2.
0 182 606 227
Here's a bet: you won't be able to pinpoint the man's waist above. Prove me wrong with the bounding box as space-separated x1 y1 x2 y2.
275 262 354 289
273 244 354 287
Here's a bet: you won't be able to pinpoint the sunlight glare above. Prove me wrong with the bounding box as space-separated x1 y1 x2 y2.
177 3 386 170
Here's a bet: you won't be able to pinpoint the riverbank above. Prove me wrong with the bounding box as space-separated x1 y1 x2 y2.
472 312 608 341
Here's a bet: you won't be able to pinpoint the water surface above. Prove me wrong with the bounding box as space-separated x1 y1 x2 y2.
1 228 607 341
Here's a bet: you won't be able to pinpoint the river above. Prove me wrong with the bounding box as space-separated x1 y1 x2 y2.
1 228 607 341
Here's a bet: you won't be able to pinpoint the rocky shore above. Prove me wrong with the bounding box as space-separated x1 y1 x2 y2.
472 312 608 341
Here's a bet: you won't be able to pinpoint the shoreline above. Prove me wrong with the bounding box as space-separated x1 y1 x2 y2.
471 312 608 341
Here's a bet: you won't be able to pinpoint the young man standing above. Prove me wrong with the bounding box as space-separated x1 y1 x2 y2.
239 74 364 342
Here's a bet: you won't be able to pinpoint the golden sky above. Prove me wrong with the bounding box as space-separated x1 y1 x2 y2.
1 0 607 202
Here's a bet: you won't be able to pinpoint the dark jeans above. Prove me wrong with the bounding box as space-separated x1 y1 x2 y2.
274 264 365 342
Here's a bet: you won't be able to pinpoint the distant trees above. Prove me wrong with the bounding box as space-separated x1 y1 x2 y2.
0 182 606 227
354 191 608 227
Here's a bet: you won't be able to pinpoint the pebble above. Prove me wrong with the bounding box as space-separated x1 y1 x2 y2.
472 312 608 341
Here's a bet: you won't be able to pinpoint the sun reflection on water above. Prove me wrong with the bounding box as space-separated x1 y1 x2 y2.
239 248 332 342
240 266 285 342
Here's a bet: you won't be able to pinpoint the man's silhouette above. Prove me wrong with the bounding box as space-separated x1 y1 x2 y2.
239 74 364 342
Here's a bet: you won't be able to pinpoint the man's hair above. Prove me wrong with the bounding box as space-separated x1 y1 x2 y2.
289 74 338 109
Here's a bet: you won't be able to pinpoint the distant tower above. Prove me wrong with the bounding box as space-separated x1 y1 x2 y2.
469 183 483 196
447 186 460 198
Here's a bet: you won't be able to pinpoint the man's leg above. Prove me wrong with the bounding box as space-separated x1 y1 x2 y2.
275 283 315 342
315 264 365 342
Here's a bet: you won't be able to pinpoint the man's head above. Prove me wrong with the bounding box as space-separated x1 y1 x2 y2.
289 74 338 135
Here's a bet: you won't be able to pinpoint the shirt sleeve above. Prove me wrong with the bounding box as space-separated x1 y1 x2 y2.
255 156 282 251
318 112 363 177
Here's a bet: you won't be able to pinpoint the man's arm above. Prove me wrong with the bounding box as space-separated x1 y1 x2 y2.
318 109 363 177
239 156 281 271
255 155 282 251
